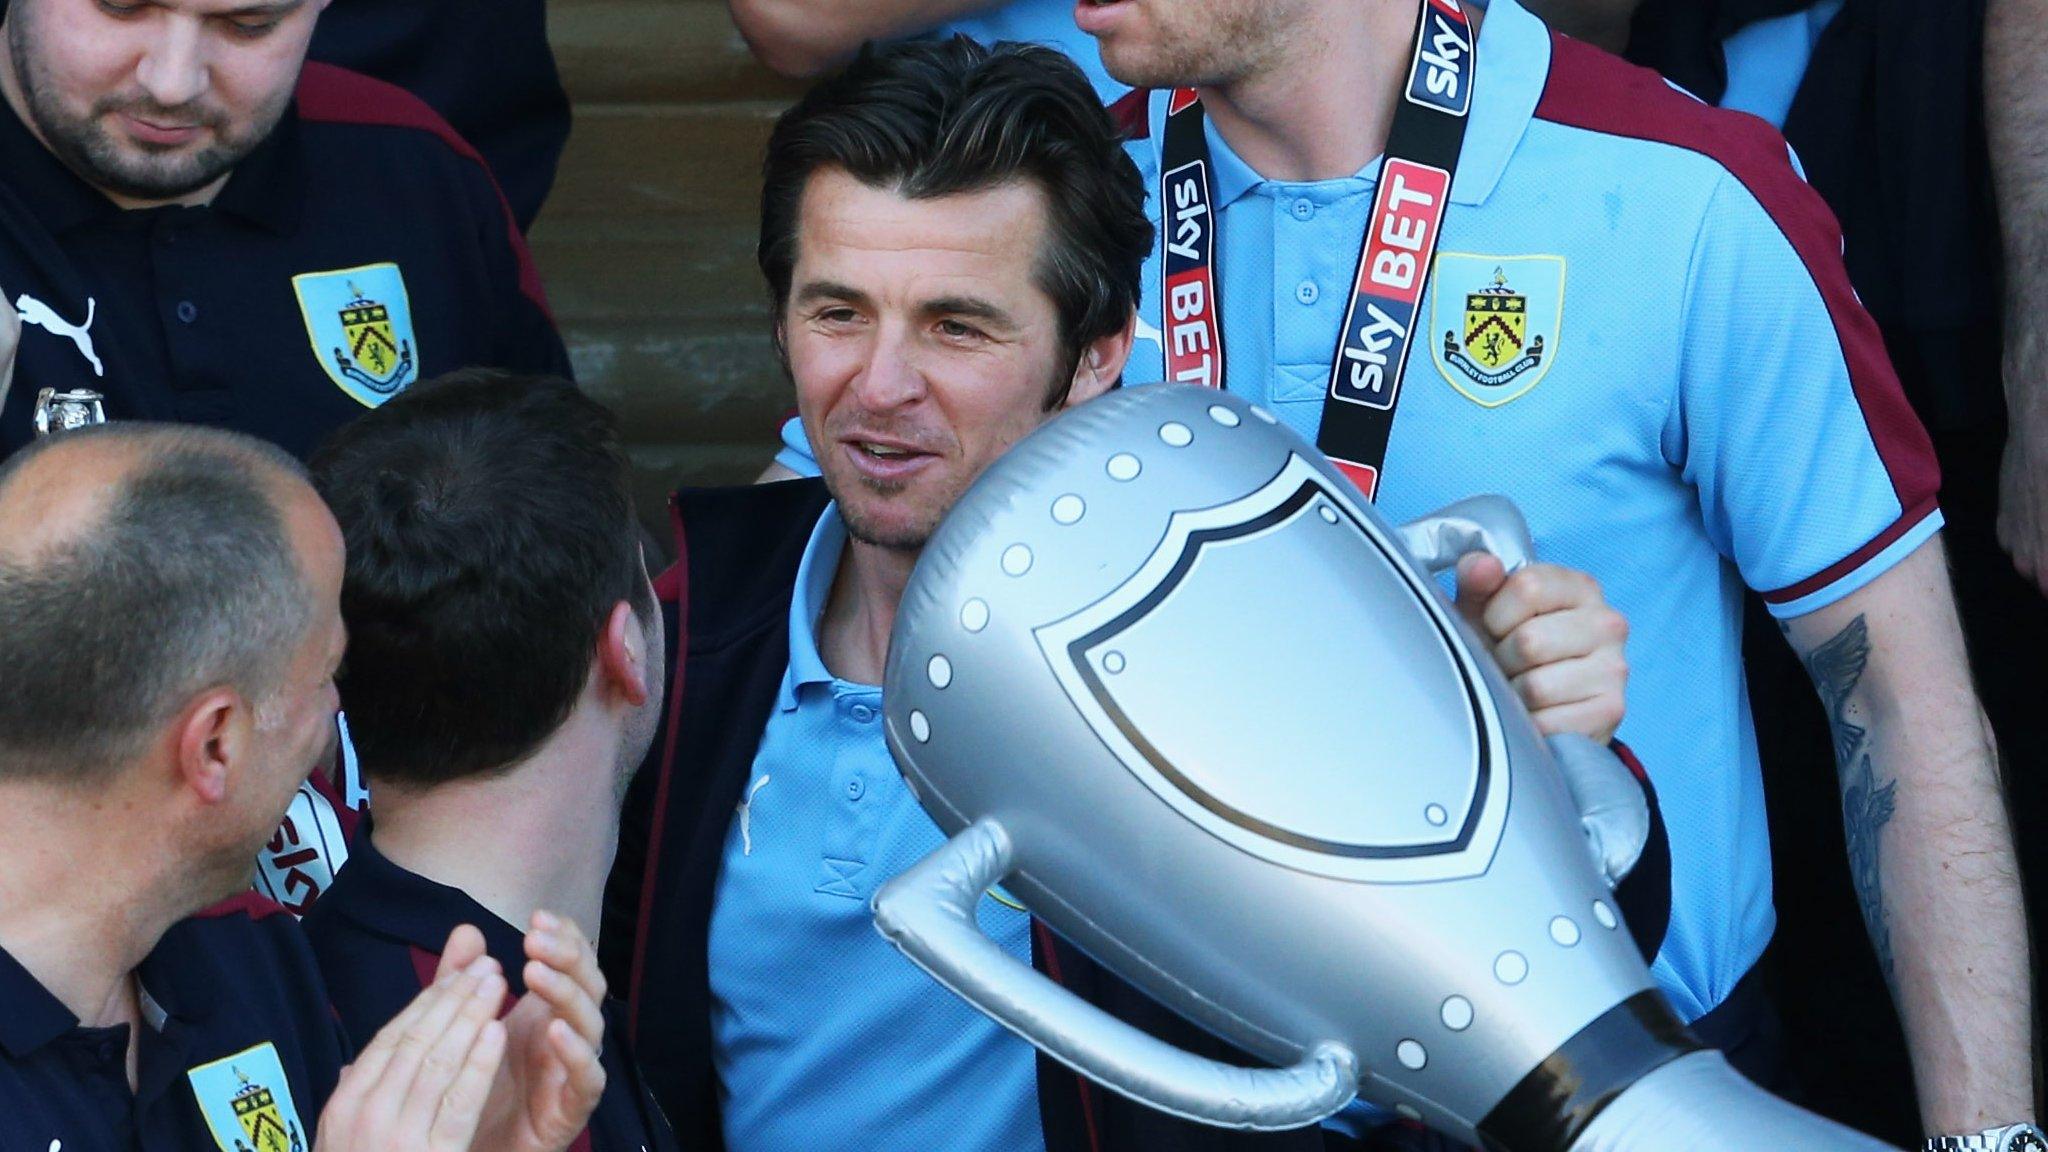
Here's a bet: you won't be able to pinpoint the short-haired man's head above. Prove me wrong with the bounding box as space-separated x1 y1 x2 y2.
0 425 313 784
2 0 328 204
758 37 1151 404
310 371 652 788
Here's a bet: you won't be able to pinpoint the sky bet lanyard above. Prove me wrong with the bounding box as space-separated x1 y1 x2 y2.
1158 0 1476 500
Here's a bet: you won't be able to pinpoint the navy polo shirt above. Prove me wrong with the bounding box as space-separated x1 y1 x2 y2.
0 61 570 460
303 834 680 1152
0 894 349 1152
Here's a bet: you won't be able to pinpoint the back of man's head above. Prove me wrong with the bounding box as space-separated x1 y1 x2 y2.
0 425 312 784
758 36 1152 378
310 370 652 787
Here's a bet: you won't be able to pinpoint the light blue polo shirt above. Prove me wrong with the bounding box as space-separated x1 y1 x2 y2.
1719 0 1845 127
777 0 1940 1025
933 0 1129 103
707 506 1046 1152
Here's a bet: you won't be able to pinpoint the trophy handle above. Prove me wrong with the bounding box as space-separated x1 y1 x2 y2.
872 817 1360 1131
1394 495 1537 575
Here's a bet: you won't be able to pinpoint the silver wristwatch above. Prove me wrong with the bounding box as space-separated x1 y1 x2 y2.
1926 1122 2048 1152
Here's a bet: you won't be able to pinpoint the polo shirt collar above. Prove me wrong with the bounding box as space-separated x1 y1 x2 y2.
321 833 533 995
0 944 82 1059
777 504 851 713
211 103 305 235
1150 0 1548 209
0 90 306 236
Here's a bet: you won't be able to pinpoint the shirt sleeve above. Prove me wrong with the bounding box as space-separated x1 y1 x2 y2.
1669 167 1941 620
459 149 573 382
774 413 823 477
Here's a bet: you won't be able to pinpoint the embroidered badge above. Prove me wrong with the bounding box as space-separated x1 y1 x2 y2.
187 1043 307 1152
291 263 418 407
1429 253 1564 407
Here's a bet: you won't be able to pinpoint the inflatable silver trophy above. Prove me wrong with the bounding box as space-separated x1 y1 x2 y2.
872 385 1895 1150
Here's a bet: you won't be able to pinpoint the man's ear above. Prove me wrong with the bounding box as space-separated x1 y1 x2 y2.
597 600 653 709
172 689 248 806
1062 314 1138 411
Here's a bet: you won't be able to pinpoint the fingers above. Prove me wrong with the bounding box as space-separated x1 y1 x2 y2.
392 971 507 1139
526 1018 607 1145
1492 605 1628 678
1469 562 1607 643
1516 663 1627 745
315 957 506 1152
1452 552 1509 631
338 953 498 1099
553 1017 608 1109
436 924 489 981
522 912 607 1054
427 1021 505 1151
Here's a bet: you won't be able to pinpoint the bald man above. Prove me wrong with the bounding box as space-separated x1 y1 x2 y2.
0 424 606 1152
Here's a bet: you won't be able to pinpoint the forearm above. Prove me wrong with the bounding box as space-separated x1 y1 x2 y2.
1988 0 2048 404
1787 539 2034 1133
727 0 1006 76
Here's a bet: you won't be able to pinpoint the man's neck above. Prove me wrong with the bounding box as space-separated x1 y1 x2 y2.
818 535 917 687
1196 1 1451 182
368 722 621 944
0 791 174 1036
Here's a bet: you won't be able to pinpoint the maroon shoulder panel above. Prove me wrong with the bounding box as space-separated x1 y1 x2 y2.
293 61 554 321
192 890 296 922
1107 88 1151 141
1533 35 1938 534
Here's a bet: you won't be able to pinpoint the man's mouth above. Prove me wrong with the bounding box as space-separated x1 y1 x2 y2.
1075 0 1135 34
117 112 206 147
841 436 939 482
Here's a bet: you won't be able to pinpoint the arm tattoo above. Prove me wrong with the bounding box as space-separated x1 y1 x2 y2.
1801 615 1900 986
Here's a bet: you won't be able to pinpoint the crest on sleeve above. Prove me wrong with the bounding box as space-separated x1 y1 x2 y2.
186 1043 307 1152
291 263 419 407
1429 253 1564 407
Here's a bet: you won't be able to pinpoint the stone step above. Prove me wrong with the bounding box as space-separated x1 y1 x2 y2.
548 0 806 105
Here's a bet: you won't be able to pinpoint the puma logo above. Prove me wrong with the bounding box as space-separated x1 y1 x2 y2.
15 293 103 377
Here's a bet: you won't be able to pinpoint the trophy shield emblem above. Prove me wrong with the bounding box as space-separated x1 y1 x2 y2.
1034 453 1511 883
187 1043 307 1152
291 262 419 407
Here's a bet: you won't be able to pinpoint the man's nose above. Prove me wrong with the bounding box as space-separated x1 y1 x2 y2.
851 324 930 410
134 20 211 112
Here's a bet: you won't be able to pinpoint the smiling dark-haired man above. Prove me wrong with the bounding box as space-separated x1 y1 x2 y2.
0 0 569 459
607 37 1656 1152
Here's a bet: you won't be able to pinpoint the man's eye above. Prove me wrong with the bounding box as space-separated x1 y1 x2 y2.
936 319 983 340
97 1 145 15
223 16 282 38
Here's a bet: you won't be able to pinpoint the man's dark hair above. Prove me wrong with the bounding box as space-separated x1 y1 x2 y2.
758 37 1153 401
0 426 313 783
310 370 652 786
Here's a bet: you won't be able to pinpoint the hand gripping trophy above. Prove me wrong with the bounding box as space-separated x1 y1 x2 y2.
872 384 1897 1151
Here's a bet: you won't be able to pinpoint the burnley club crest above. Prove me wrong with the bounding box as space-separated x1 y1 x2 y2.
1430 254 1564 407
292 262 420 407
187 1043 307 1152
